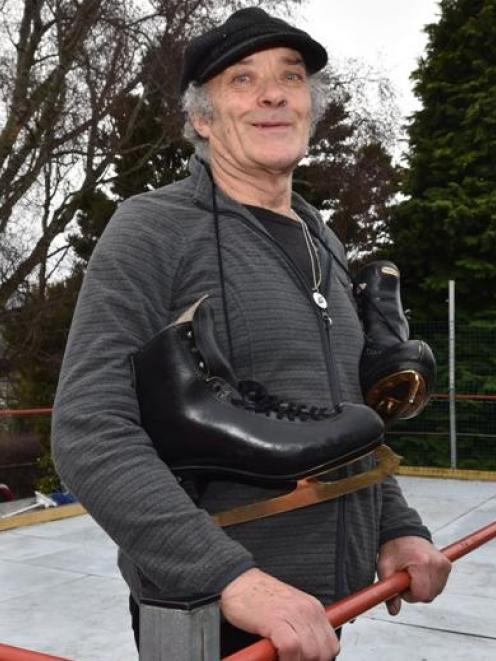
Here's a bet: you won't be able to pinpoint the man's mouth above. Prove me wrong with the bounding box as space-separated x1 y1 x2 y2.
252 122 292 130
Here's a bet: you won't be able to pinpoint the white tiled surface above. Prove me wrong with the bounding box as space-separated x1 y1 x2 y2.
0 477 495 661
341 618 496 661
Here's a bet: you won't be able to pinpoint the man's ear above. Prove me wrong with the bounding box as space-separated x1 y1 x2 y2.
191 114 211 139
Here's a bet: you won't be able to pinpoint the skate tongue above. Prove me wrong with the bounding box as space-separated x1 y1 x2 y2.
192 300 238 388
236 380 273 411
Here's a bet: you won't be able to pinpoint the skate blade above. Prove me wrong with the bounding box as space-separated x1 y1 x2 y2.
365 370 430 423
212 445 401 527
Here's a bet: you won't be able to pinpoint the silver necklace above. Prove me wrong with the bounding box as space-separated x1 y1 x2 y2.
293 211 328 310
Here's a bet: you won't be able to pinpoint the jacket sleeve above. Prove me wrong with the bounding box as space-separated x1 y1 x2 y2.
51 198 255 597
379 475 432 546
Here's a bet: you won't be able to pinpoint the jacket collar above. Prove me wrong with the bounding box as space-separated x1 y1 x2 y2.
189 155 329 242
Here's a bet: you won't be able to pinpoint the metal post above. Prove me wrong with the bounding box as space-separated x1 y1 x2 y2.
139 595 220 661
448 280 457 468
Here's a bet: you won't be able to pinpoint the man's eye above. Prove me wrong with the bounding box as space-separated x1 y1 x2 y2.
285 71 305 82
232 73 251 84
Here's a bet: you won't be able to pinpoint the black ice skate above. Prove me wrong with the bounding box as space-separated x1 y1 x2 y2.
131 296 399 526
353 261 437 426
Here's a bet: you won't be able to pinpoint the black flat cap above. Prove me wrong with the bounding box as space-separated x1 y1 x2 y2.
179 7 328 94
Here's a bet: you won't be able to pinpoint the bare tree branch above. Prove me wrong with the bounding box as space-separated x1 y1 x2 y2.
0 0 306 308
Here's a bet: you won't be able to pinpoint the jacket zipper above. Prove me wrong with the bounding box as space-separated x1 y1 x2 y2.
318 230 347 601
233 213 349 599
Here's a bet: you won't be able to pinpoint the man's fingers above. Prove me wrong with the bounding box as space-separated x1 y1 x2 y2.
386 595 401 616
271 619 339 661
308 618 340 660
278 603 339 661
377 536 452 608
405 563 434 602
270 622 302 661
398 557 451 604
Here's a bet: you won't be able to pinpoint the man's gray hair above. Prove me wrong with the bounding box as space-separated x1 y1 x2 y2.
182 72 328 160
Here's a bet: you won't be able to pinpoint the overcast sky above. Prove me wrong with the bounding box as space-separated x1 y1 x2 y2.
296 0 442 120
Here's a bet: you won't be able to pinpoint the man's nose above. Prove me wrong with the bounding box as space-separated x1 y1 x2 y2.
258 77 287 106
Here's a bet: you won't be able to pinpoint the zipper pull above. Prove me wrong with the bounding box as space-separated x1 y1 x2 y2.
321 310 333 327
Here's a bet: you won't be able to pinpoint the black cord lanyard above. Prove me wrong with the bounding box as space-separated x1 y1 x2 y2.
211 176 235 365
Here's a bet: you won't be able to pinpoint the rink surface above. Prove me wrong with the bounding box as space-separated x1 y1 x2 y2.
0 475 495 661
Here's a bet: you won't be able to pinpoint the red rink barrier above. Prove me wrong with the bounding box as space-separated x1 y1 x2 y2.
2 392 495 418
0 643 72 660
0 408 52 417
224 520 496 661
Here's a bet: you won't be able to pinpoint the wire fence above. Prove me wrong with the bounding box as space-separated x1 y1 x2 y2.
387 321 496 471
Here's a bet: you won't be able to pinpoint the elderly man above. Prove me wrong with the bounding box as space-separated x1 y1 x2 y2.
52 7 450 660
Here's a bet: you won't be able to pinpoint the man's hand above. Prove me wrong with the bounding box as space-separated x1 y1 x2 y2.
220 568 339 660
377 536 452 616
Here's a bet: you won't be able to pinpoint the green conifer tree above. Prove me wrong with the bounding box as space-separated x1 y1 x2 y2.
385 1 496 470
386 0 496 322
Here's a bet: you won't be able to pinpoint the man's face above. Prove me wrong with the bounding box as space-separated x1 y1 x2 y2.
193 47 312 174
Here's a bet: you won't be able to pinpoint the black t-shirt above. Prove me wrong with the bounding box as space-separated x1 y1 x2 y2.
244 205 317 288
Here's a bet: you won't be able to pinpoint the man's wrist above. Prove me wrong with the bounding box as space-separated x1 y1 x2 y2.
215 559 258 595
379 525 432 547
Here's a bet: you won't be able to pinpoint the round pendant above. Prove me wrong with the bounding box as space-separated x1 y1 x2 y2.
313 291 328 309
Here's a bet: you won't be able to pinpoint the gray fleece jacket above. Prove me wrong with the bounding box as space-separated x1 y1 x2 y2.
52 156 430 605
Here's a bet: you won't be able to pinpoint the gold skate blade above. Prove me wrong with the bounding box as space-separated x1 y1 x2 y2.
365 370 429 423
212 445 401 527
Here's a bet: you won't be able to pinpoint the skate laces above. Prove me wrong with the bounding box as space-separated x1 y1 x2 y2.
186 327 333 421
232 380 332 421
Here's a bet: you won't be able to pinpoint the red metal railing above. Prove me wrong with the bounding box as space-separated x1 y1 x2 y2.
432 393 496 401
1 393 496 417
0 643 71 660
224 520 496 660
0 408 52 417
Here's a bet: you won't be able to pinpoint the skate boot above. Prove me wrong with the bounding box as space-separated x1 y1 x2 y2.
131 296 400 526
131 295 386 482
353 261 436 425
